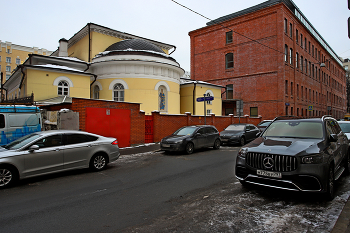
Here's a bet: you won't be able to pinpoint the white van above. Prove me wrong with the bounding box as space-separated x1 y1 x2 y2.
0 106 42 145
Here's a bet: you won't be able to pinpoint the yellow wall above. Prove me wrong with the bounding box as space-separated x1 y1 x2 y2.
195 86 222 116
21 69 91 101
180 84 222 116
95 78 180 115
180 85 194 114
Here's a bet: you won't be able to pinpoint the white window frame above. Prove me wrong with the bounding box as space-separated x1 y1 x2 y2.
113 83 124 102
58 80 69 96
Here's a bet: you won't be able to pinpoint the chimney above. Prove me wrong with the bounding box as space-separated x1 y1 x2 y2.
58 38 68 57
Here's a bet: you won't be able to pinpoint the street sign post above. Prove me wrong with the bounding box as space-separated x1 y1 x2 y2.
196 95 214 125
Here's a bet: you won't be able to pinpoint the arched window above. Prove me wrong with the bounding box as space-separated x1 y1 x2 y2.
58 81 69 96
205 90 213 105
158 85 167 112
93 85 100 99
113 84 124 102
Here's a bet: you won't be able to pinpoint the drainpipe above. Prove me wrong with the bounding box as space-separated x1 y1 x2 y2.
19 65 25 89
193 81 197 114
88 23 91 62
90 74 97 87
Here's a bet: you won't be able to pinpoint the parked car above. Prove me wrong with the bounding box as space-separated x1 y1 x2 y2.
220 123 260 146
160 125 221 154
257 120 273 132
235 116 349 200
338 120 350 140
0 130 120 188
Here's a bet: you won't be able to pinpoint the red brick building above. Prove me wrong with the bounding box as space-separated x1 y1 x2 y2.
189 0 346 120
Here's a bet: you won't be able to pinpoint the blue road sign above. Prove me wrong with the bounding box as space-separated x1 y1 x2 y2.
196 96 214 102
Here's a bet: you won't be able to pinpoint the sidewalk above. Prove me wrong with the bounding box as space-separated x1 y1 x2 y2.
332 195 350 233
119 142 161 156
118 142 350 232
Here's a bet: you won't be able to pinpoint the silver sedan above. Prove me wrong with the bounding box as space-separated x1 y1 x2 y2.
0 130 120 188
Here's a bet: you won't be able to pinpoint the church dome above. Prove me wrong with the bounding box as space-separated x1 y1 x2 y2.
105 39 165 54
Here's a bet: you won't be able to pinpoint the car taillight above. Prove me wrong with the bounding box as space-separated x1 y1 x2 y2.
111 140 118 145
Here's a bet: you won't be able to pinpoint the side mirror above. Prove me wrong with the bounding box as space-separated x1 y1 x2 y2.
29 145 39 152
329 134 338 142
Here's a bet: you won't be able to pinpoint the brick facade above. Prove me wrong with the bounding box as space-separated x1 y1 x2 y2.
152 111 261 142
189 1 347 120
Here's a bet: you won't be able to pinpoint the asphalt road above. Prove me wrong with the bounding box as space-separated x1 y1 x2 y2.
2 146 350 233
0 146 238 233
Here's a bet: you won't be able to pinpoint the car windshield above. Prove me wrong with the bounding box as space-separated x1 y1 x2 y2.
262 121 324 139
339 122 350 133
174 127 197 136
258 121 271 127
2 133 42 150
225 125 245 131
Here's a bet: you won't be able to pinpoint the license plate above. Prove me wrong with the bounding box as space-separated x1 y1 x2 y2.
162 144 170 147
257 170 282 178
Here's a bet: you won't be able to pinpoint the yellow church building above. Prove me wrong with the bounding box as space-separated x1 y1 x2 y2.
3 23 222 116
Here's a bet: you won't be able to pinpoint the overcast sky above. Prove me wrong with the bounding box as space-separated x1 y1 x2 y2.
1 0 349 71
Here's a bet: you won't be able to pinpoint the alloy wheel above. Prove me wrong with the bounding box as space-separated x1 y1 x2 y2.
0 168 13 187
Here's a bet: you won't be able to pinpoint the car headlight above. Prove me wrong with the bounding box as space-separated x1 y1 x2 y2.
301 154 324 164
173 139 183 144
238 148 248 158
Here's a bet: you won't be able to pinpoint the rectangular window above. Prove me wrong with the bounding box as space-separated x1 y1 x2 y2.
312 45 314 57
300 34 303 47
305 38 307 50
285 80 288 95
291 82 293 96
226 31 233 44
225 53 234 69
301 56 303 71
301 86 303 100
296 52 299 68
250 107 258 117
289 23 293 37
289 48 293 65
309 61 311 75
284 18 288 33
6 75 10 80
296 29 299 43
0 56 1 62
6 66 11 72
285 45 288 62
7 49 10 54
206 109 212 115
309 42 311 53
6 57 11 63
305 59 308 73
226 84 233 99
297 84 299 98
16 58 20 65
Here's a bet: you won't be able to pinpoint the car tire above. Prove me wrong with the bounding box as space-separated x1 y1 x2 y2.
240 137 245 146
344 151 350 175
185 142 194 154
325 166 335 201
0 166 18 188
90 153 108 171
213 139 221 149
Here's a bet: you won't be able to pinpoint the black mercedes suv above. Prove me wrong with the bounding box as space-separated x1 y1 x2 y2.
235 116 349 200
